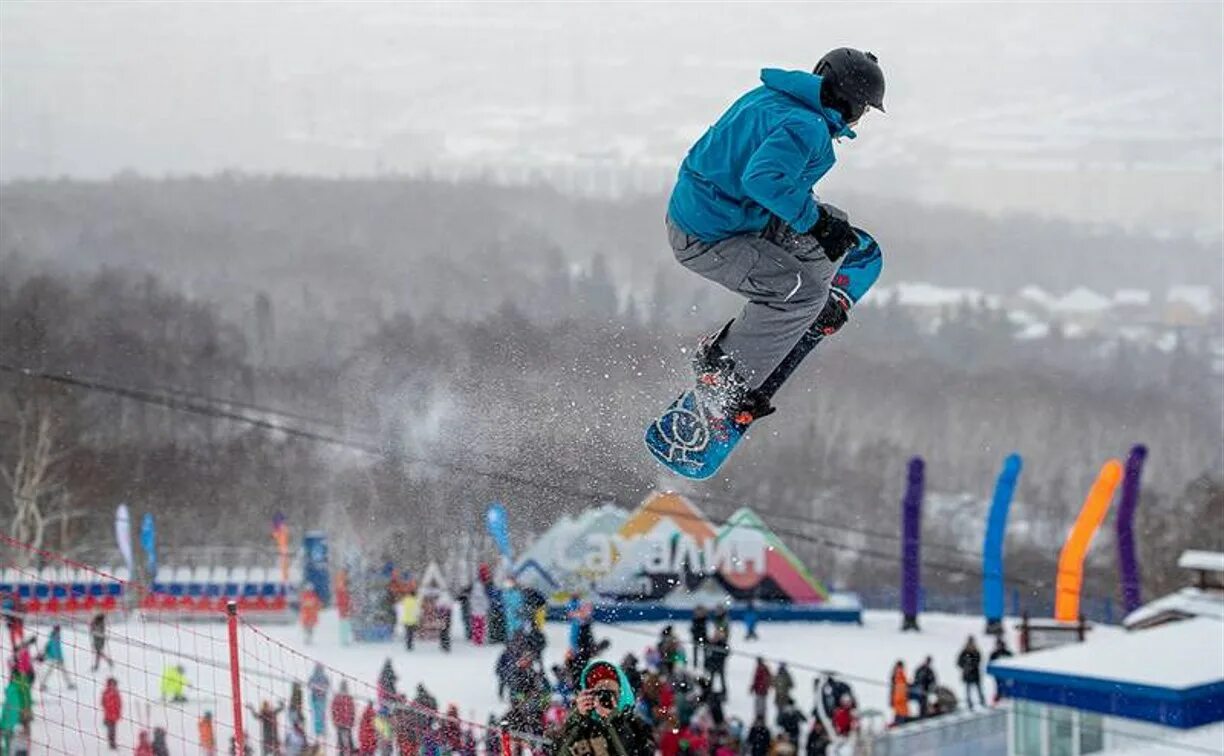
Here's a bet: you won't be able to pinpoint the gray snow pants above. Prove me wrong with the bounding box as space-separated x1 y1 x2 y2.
667 215 839 389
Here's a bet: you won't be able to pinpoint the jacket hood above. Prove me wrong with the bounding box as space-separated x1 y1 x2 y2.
579 659 635 712
760 68 856 140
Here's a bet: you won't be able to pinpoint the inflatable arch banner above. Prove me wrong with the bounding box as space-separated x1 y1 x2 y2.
901 457 925 630
1055 459 1123 622
983 454 1023 630
1116 445 1148 615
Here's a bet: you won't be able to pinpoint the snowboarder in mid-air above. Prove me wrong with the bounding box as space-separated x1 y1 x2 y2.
668 47 885 418
646 48 886 479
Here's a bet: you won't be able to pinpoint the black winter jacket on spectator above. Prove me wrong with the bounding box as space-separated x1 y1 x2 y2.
957 647 982 683
555 710 655 756
805 721 831 756
690 614 708 643
913 662 937 694
747 721 772 756
776 706 806 744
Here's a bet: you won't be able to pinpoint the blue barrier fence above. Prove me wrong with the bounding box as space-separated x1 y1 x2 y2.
855 587 1116 625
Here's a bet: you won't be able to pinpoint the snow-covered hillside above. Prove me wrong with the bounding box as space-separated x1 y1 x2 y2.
26 610 1078 753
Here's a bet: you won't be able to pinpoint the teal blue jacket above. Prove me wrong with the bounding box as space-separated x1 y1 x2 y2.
667 69 853 243
44 630 64 662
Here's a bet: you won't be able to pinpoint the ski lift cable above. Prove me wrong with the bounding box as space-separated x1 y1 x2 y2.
0 361 976 559
0 363 1044 589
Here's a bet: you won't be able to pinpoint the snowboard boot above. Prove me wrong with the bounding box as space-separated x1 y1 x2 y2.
691 321 776 426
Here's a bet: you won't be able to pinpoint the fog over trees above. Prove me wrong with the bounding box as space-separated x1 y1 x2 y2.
1 176 1220 608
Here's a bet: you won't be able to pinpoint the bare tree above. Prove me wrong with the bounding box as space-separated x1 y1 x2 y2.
1 387 75 563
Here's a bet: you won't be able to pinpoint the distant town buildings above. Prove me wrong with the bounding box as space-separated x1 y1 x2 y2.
869 282 1220 352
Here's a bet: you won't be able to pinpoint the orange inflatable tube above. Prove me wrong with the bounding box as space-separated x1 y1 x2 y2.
1055 459 1123 622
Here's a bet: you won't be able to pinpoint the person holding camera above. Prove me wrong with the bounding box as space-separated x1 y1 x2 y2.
554 660 655 756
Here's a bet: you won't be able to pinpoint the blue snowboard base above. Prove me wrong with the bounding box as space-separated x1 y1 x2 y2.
643 388 749 480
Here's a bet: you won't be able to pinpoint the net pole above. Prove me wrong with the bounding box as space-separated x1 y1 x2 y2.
227 601 246 751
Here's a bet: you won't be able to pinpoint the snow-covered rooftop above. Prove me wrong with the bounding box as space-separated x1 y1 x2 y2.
990 617 1224 689
1168 285 1216 315
1019 285 1056 308
1122 587 1224 630
1113 288 1151 306
1016 322 1051 340
1052 286 1113 313
1179 550 1224 573
881 283 997 309
1007 308 1040 326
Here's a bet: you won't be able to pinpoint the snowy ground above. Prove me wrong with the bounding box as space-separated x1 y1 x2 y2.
24 609 1115 754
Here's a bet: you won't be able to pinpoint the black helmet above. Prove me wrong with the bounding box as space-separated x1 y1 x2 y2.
814 48 886 123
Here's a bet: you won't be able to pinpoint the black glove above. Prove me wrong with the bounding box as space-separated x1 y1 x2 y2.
810 204 855 261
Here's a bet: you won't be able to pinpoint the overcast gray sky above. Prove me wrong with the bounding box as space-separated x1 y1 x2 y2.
2 2 1221 231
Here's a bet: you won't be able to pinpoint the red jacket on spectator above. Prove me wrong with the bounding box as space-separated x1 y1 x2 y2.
679 725 708 755
103 680 123 724
334 570 352 619
332 691 356 729
832 704 855 737
659 726 681 756
134 731 154 756
657 680 677 718
300 589 322 629
441 704 463 750
750 662 773 695
358 703 378 755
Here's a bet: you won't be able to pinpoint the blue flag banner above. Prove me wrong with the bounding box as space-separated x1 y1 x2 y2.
140 512 157 580
485 502 512 560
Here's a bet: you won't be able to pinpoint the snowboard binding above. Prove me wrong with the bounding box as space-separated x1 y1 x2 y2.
691 320 776 426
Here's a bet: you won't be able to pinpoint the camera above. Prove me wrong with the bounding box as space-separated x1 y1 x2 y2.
592 689 616 709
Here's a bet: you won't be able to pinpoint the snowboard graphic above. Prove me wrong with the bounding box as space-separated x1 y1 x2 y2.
645 229 882 480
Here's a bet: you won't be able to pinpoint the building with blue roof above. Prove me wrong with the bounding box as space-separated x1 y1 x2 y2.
988 617 1224 755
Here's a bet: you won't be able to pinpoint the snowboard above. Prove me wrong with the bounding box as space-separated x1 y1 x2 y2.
644 228 882 480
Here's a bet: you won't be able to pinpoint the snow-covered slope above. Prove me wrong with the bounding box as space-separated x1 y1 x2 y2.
27 610 1117 753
